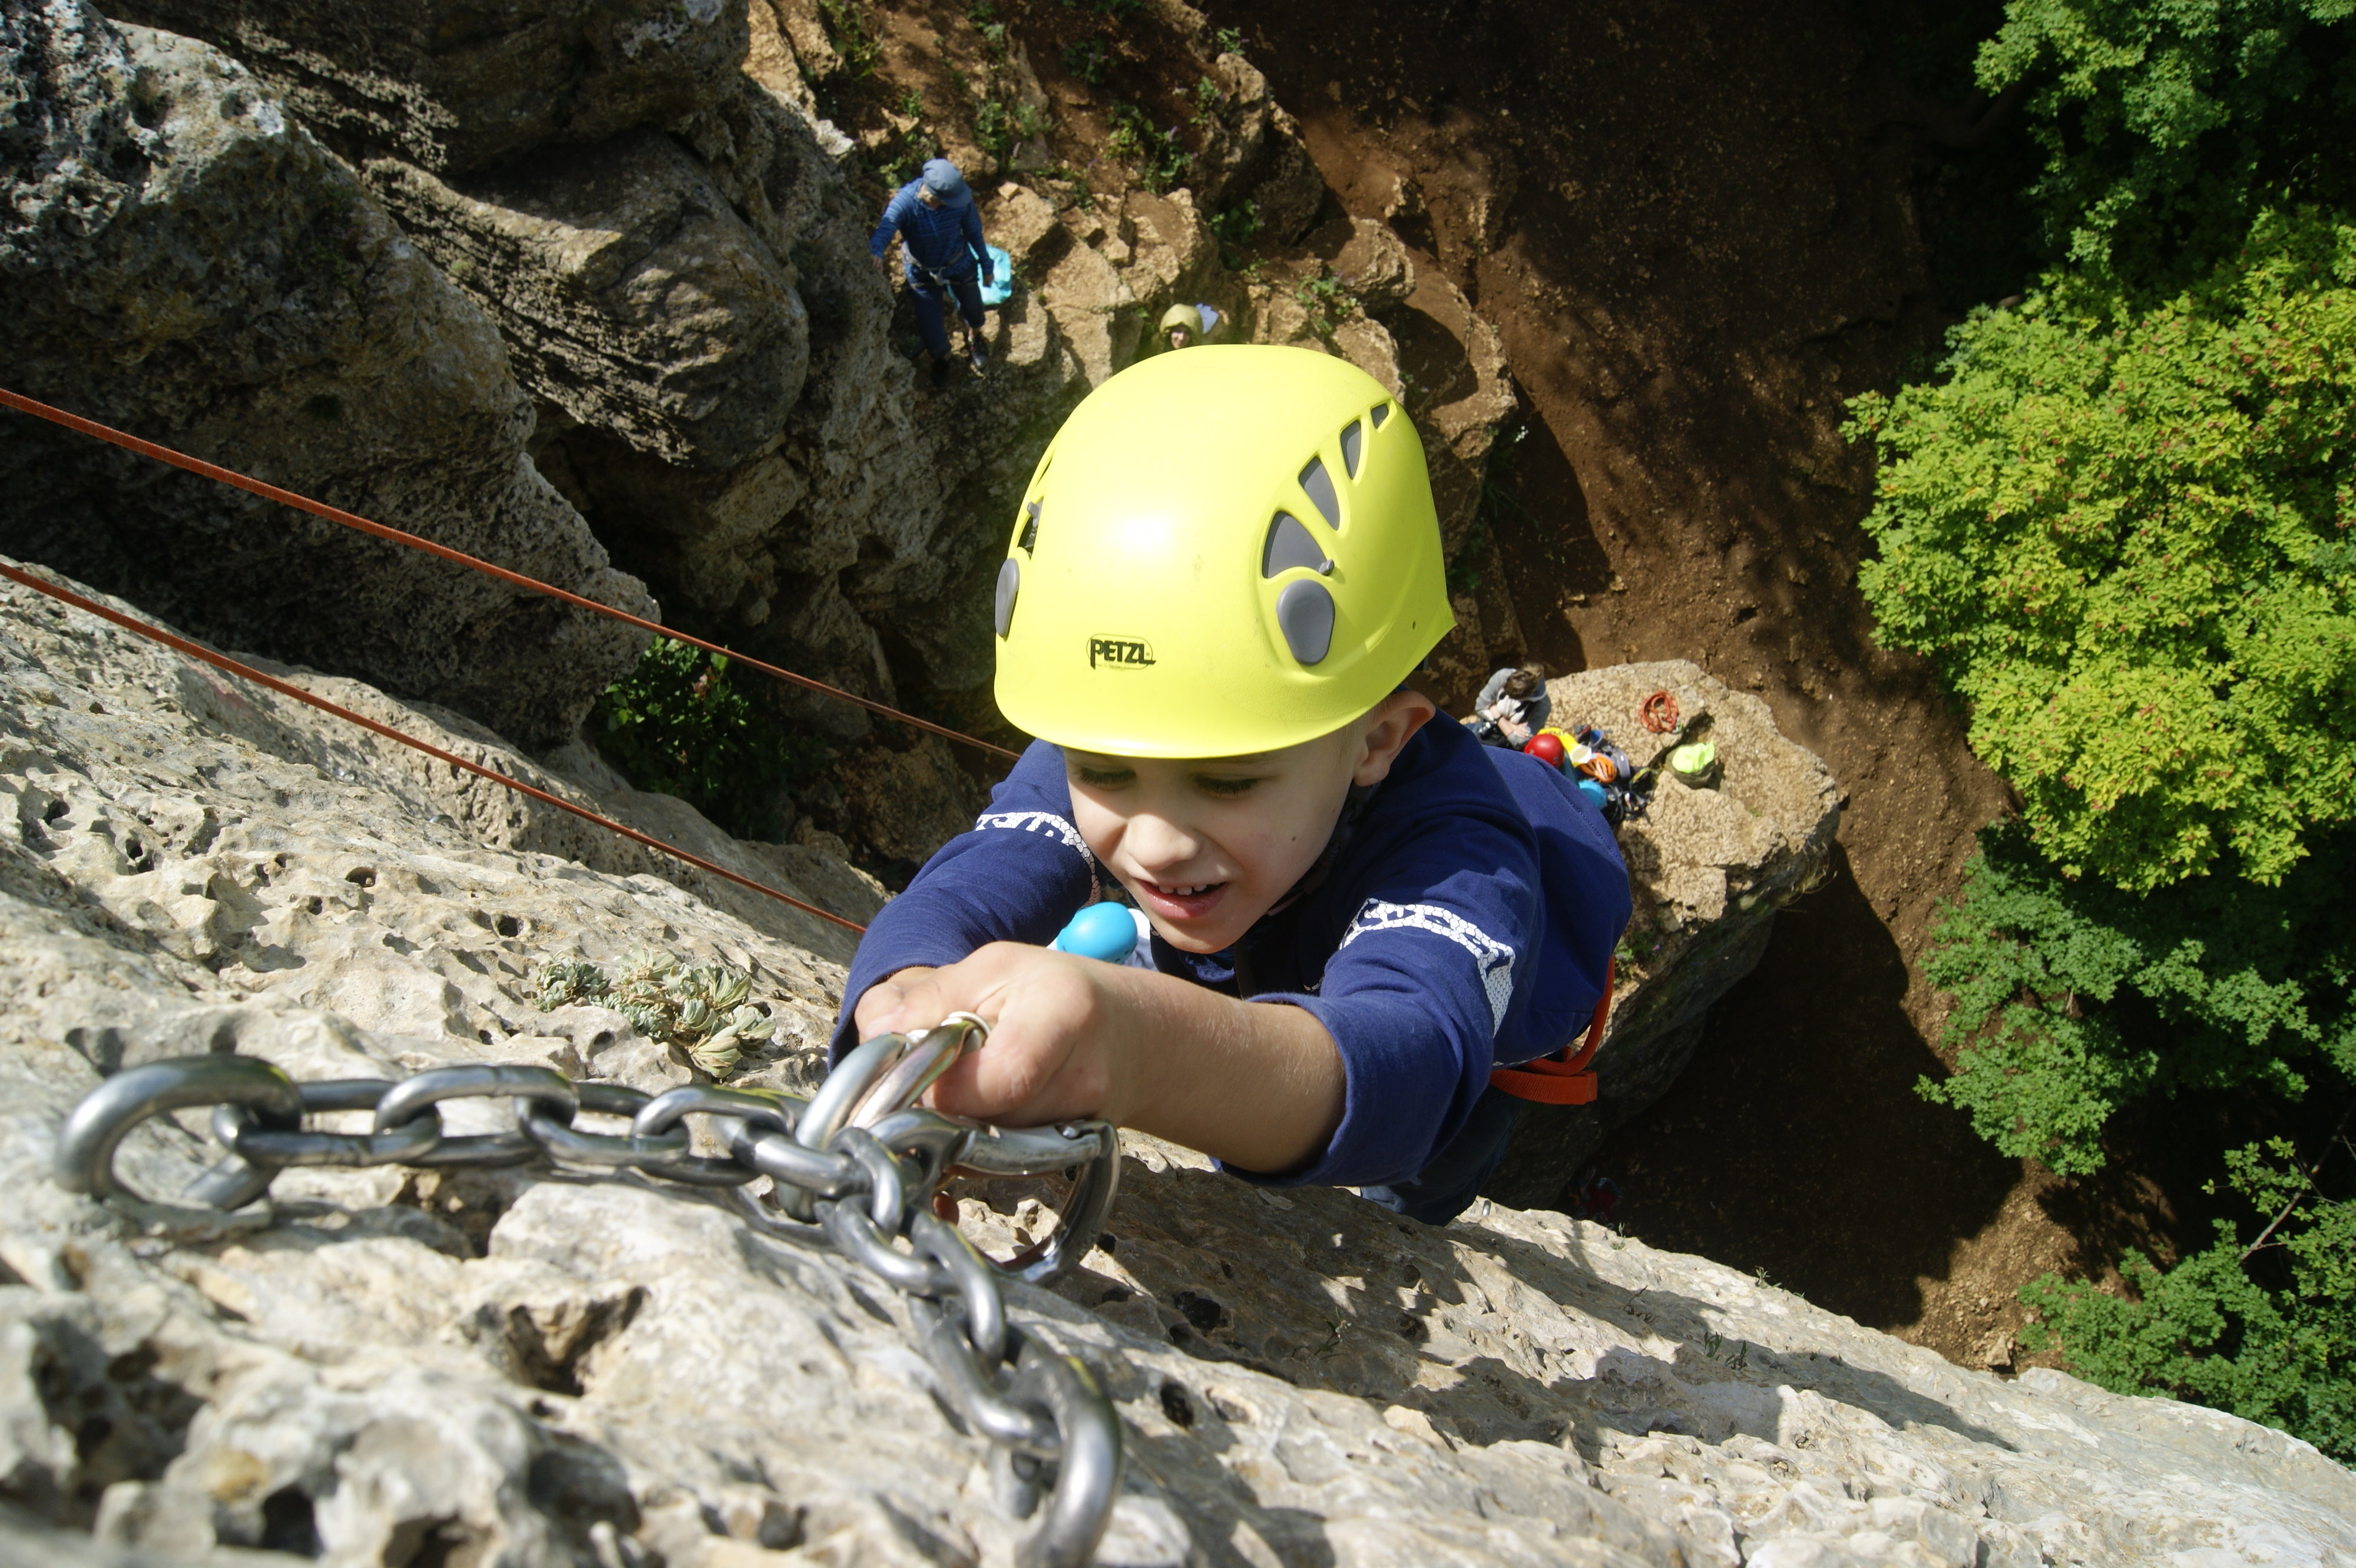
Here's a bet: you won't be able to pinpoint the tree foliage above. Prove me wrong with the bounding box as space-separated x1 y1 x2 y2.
593 637 825 842
1976 0 2356 287
1847 210 2356 893
2020 1134 2356 1461
1921 826 2355 1174
1855 1 2356 1442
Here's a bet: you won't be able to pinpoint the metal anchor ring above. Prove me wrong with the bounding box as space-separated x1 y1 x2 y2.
847 1011 988 1130
956 1120 1121 1285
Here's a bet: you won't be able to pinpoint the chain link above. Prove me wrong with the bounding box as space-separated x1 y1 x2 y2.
50 1018 1124 1567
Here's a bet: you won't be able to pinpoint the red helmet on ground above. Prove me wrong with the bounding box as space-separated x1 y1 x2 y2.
1523 732 1566 768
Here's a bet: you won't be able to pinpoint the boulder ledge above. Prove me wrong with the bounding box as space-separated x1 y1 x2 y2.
1489 660 1840 1211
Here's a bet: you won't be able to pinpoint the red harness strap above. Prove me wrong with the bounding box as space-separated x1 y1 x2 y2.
1488 958 1613 1106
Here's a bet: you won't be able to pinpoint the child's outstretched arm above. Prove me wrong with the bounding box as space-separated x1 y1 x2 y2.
856 946 1345 1175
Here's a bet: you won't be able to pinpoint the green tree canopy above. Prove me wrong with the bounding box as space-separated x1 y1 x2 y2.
2020 1135 2356 1462
1848 210 2356 893
1921 826 2354 1175
1977 0 2356 286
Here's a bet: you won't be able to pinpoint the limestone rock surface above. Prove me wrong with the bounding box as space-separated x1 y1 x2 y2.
368 133 813 472
4 563 2351 1568
0 4 653 747
104 0 749 175
0 557 859 1056
1332 217 1418 314
1490 661 1842 1212
1190 50 1327 244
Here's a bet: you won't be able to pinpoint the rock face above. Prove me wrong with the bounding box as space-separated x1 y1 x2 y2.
0 1 653 747
1489 662 1841 1212
6 561 2352 1568
106 0 752 176
0 558 862 1056
4 0 1504 866
1190 50 1327 246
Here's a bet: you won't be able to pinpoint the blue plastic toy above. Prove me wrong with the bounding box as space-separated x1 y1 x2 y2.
1577 778 1609 811
979 244 1014 309
1052 902 1140 963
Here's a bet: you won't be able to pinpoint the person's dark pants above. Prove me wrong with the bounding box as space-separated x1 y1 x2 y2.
1358 1084 1524 1226
909 269 985 360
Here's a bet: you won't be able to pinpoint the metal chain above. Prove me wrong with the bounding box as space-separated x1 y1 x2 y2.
50 1017 1123 1568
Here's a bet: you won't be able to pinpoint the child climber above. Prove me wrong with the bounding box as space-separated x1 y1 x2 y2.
833 346 1629 1224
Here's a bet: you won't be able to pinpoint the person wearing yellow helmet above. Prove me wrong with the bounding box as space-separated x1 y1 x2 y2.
835 346 1629 1223
1158 300 1222 350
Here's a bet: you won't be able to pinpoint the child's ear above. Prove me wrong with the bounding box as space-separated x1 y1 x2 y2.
1353 691 1438 788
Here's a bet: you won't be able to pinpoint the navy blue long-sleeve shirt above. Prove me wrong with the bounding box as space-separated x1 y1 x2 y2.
830 716 1632 1188
869 182 989 283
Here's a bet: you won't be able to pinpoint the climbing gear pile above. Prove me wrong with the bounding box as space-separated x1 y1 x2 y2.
52 1016 1123 1568
1629 703 1717 797
992 346 1454 757
1525 723 1650 825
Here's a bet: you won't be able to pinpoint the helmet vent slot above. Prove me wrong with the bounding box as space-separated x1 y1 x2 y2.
1369 402 1391 428
1340 420 1364 478
1299 458 1341 528
1276 580 1336 665
1018 501 1040 554
1262 512 1331 577
994 557 1021 637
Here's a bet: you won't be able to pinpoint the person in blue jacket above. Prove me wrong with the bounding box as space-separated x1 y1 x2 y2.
871 158 994 386
836 346 1630 1224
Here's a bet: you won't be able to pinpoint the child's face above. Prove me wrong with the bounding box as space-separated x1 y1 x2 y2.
1063 692 1435 954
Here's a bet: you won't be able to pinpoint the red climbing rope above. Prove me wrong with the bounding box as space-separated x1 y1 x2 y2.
0 386 1022 764
1639 690 1680 734
0 560 868 934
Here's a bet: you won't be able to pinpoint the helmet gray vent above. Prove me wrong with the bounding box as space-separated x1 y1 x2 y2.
1370 402 1391 428
1276 579 1335 664
1262 512 1331 577
1018 501 1040 554
994 557 1020 637
1299 457 1341 528
1340 419 1364 478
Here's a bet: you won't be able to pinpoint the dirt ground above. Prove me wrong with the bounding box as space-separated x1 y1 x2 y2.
839 0 2281 1369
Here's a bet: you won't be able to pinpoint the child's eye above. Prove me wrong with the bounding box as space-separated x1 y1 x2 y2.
1194 776 1259 797
1075 766 1135 788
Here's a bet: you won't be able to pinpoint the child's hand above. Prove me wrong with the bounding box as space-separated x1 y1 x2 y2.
851 944 1345 1173
858 944 1126 1129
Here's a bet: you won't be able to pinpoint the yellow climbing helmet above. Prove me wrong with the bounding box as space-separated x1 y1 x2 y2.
992 345 1454 757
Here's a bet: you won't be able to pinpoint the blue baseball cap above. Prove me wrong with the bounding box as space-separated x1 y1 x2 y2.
920 158 972 209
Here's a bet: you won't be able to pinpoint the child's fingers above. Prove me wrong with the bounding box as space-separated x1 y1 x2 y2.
864 944 1028 1036
924 950 1116 1126
854 965 943 1037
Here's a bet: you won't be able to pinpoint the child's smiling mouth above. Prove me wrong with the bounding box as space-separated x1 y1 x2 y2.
1136 879 1229 921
